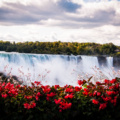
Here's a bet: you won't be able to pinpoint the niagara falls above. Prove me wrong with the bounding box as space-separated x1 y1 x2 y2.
0 52 120 86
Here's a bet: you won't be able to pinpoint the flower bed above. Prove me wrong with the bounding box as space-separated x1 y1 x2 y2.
0 77 120 120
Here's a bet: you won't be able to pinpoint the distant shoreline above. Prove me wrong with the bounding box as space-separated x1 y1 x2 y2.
0 41 120 56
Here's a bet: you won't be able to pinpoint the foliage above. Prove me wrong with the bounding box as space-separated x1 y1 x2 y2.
1 76 120 120
0 40 119 55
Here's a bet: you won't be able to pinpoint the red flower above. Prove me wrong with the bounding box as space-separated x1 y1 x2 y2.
59 109 62 112
47 92 56 97
92 99 99 105
8 89 18 96
75 86 82 92
35 92 41 101
97 92 101 96
102 97 111 102
54 99 61 104
36 92 41 97
89 93 93 97
30 102 36 108
115 83 119 89
0 86 3 91
64 94 74 99
109 86 115 90
66 102 72 109
35 96 39 101
84 88 89 92
5 82 11 89
87 85 91 88
42 86 51 93
24 103 30 109
24 95 33 99
24 102 36 109
59 102 72 110
16 85 21 88
83 88 89 96
83 91 88 96
111 97 117 106
2 82 5 87
110 79 117 84
104 79 110 84
46 97 50 101
99 103 107 110
93 91 97 96
1 94 7 98
34 81 41 85
54 85 60 89
65 88 74 93
96 81 101 85
106 91 115 96
78 80 83 85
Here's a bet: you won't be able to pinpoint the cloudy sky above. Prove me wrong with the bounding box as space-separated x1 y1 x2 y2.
0 0 120 45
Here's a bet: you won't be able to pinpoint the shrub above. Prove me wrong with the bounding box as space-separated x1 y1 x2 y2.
0 77 120 120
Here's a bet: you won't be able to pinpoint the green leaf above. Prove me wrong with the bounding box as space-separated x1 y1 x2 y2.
83 84 87 88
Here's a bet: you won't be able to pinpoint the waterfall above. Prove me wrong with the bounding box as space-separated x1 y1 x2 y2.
0 52 119 86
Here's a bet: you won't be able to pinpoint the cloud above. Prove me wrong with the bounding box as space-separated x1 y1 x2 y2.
0 1 60 25
0 0 120 28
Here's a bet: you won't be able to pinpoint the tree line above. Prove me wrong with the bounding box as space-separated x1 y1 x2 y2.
0 40 120 56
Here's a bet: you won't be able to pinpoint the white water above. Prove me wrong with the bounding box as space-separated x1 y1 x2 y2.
0 52 119 86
